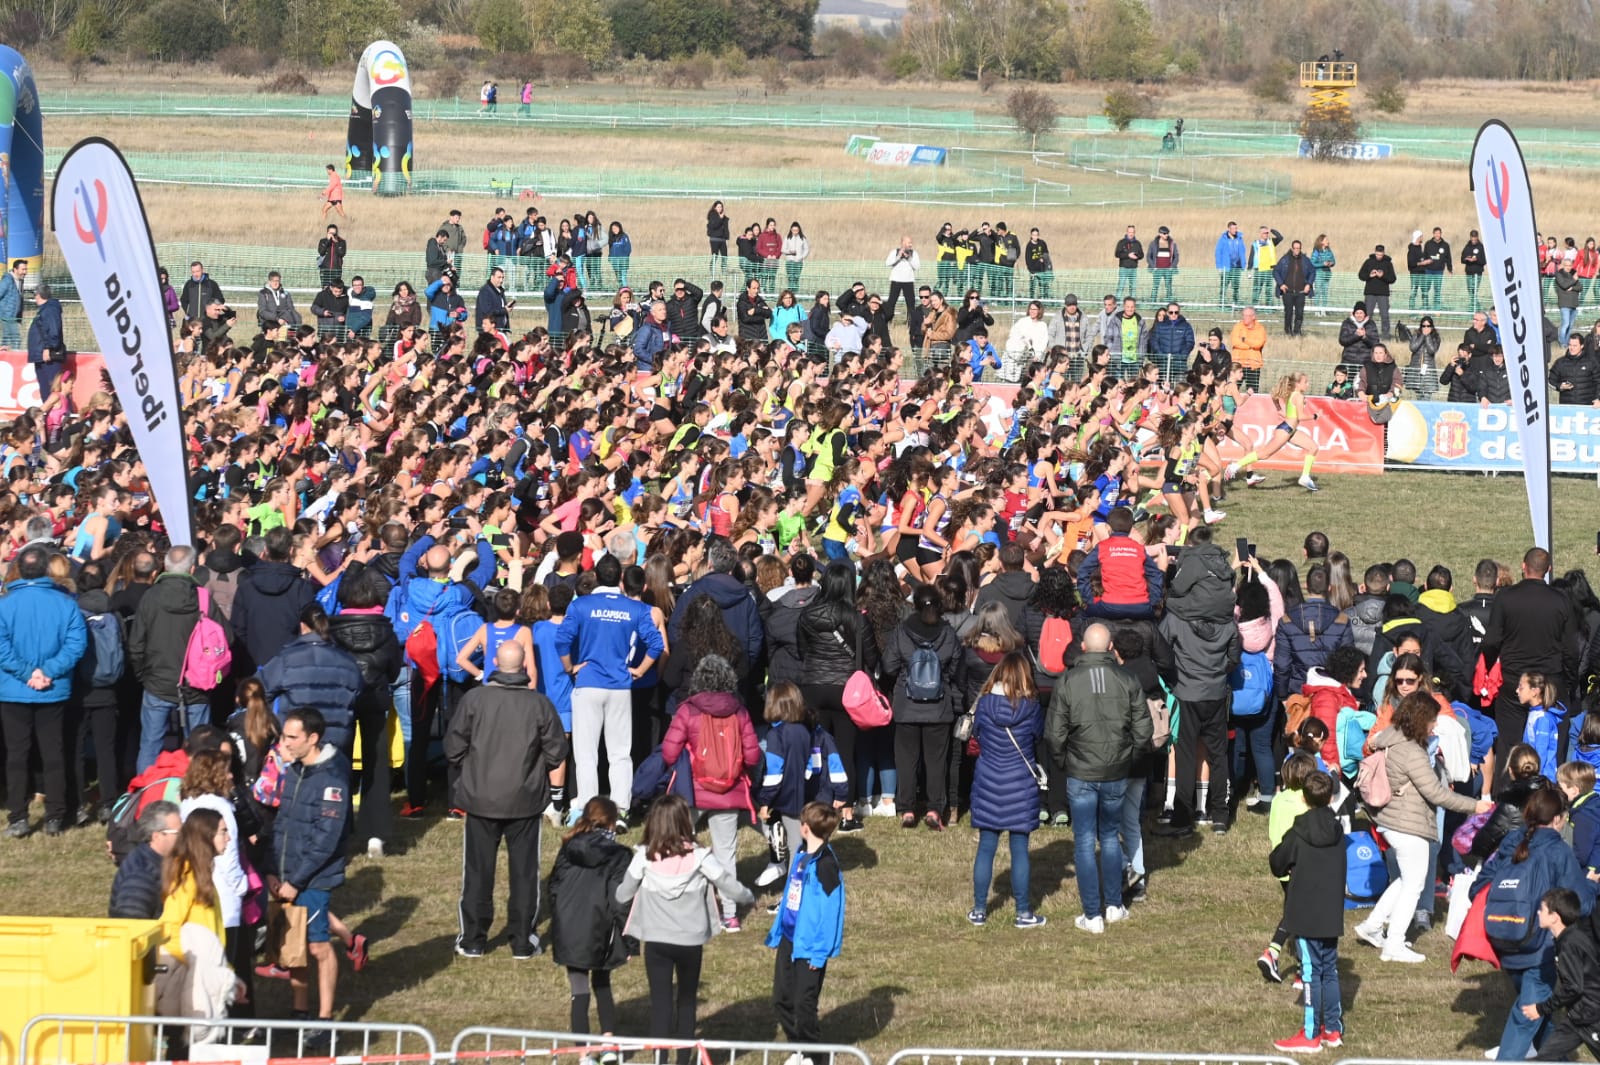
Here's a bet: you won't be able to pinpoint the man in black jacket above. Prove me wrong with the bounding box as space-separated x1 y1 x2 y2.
736 278 771 342
1464 310 1497 358
180 261 224 323
1356 245 1397 340
1551 334 1600 406
1460 559 1499 660
231 527 317 674
109 800 182 917
1114 225 1143 299
1482 547 1580 766
445 641 569 959
973 543 1034 630
1472 346 1513 406
1440 344 1480 402
311 279 349 337
664 278 702 340
1337 303 1376 370
475 267 511 333
129 546 229 774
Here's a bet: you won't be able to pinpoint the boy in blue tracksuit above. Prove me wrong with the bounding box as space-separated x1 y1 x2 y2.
555 554 664 819
767 802 845 1047
1559 762 1600 873
756 682 847 888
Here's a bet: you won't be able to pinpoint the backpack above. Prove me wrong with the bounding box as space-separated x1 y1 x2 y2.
1282 692 1313 738
689 710 746 795
482 227 491 250
181 588 233 692
1037 616 1072 677
1147 694 1172 750
440 610 486 685
905 632 945 702
1484 843 1555 953
79 610 126 688
842 670 891 729
1356 747 1393 808
315 575 343 616
1229 649 1273 719
251 744 287 808
1344 830 1390 907
106 776 181 864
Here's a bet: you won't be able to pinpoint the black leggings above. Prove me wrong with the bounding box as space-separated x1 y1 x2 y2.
567 967 615 1035
644 941 703 1064
803 683 856 805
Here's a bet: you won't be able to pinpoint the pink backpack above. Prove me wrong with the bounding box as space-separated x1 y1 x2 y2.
842 670 891 729
182 587 234 691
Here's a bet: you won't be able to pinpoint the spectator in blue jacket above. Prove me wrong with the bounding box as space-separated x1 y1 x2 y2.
966 329 1002 381
765 802 845 1047
0 258 26 349
108 800 182 919
390 529 495 817
475 267 511 333
1273 565 1353 700
260 604 365 754
968 653 1046 928
1214 222 1248 308
344 277 374 337
632 301 669 374
267 707 352 1041
1148 301 1196 385
607 222 632 288
756 681 845 888
0 544 89 838
668 538 763 668
425 275 467 333
556 554 664 822
26 283 65 399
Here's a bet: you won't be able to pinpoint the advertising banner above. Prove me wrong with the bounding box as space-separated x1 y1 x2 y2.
1384 400 1600 473
1471 121 1550 549
50 138 192 546
1212 395 1385 474
863 142 948 167
0 350 103 419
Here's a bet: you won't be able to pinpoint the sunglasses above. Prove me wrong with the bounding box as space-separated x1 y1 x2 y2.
1394 675 1420 685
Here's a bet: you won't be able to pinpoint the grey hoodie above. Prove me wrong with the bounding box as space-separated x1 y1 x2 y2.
617 845 753 946
1347 594 1385 656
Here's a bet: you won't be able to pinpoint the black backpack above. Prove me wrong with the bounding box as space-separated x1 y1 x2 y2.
905 632 945 702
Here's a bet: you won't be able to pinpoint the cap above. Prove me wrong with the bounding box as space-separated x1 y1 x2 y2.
1063 293 1078 305
1412 229 1423 241
1375 244 1386 252
555 531 584 558
1158 225 1170 234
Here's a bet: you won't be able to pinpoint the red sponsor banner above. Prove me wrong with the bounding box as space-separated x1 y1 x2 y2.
1214 395 1384 474
0 348 109 419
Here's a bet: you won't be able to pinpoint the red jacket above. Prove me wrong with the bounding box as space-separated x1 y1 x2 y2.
1301 668 1356 767
660 690 760 811
756 231 782 261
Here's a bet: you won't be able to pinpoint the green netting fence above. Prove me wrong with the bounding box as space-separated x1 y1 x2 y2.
34 238 1581 331
39 146 1290 208
1068 121 1600 169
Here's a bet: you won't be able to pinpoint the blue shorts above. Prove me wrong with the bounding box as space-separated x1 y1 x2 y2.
298 888 332 944
822 539 849 561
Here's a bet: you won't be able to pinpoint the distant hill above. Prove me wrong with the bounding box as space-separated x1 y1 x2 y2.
816 0 905 30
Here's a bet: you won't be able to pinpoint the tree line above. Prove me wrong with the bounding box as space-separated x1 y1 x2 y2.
1 0 1592 83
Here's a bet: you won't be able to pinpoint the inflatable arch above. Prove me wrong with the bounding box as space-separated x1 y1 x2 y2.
346 41 413 196
0 46 44 273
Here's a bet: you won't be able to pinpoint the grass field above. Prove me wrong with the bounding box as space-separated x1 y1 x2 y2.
5 469 1598 1058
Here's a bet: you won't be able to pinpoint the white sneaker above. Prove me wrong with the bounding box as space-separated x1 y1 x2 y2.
1380 945 1426 964
1074 914 1106 934
1245 472 1267 487
868 798 896 818
1353 922 1385 950
1105 905 1130 924
756 862 785 888
367 837 384 859
1298 475 1319 492
543 803 564 827
1203 508 1226 523
1223 462 1239 481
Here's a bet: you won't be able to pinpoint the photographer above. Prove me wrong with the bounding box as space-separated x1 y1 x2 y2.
1440 343 1478 403
885 236 920 324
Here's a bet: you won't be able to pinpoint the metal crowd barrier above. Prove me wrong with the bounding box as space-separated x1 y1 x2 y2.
885 1052 1304 1065
18 1014 438 1065
449 1026 871 1065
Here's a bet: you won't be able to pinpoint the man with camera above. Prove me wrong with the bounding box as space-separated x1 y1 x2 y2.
884 236 920 325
